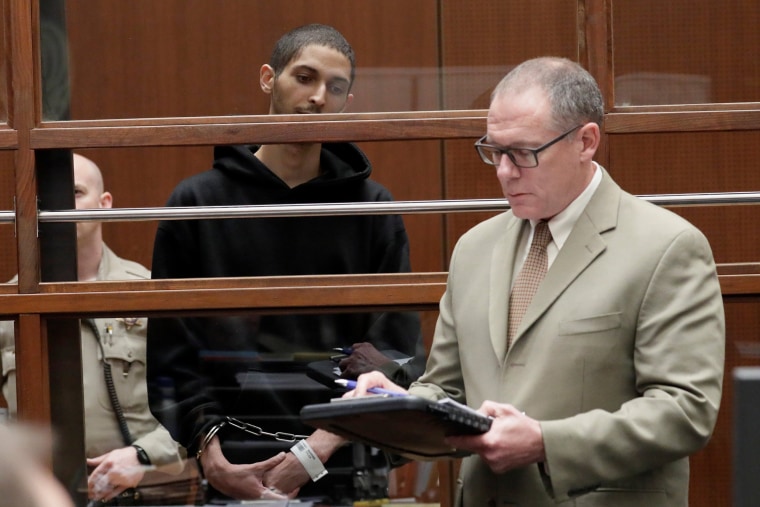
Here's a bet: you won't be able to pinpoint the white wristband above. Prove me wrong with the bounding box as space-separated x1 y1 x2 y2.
290 440 328 482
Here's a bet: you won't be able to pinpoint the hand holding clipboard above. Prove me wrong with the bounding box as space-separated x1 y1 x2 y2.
300 393 492 460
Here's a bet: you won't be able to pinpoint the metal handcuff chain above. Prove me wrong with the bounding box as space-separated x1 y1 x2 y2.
197 416 310 461
226 416 310 442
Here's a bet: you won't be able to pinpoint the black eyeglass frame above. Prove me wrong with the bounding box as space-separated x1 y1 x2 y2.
474 124 583 168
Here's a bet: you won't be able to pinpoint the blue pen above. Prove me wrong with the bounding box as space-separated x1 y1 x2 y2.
332 347 353 355
335 378 407 397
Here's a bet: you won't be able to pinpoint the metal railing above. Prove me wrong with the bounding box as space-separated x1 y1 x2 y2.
0 191 759 224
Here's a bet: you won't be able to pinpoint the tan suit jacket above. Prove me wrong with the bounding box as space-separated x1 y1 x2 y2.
411 170 725 506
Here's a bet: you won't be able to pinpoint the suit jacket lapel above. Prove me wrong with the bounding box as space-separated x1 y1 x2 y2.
489 215 524 364
508 169 621 354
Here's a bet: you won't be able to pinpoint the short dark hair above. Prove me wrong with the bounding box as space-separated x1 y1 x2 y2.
269 24 356 88
492 57 604 131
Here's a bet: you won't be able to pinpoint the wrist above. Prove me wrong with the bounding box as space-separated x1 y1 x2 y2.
311 429 347 460
132 444 151 465
289 440 328 482
198 443 226 483
196 420 228 462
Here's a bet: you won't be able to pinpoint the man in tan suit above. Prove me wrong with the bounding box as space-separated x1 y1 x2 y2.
352 57 725 506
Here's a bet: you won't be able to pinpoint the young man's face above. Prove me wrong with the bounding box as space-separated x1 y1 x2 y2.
261 44 353 115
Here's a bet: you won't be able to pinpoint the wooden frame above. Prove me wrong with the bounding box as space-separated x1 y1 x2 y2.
3 1 759 505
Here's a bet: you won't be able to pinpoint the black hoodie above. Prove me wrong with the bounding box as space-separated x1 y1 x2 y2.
153 143 409 278
147 143 424 451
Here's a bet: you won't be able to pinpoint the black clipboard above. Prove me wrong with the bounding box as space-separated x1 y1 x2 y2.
305 349 414 388
300 395 492 460
305 358 343 387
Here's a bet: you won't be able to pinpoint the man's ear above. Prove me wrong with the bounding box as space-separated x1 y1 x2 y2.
579 122 601 162
100 191 113 209
260 64 275 95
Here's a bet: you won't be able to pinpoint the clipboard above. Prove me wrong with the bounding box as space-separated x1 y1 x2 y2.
300 395 492 460
305 349 414 388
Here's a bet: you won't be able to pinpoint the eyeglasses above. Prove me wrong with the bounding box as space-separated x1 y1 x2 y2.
474 125 583 168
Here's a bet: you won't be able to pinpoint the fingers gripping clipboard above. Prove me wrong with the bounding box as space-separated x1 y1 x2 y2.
300 395 492 460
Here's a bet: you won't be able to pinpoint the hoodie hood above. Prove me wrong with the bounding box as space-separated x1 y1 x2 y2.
212 143 372 190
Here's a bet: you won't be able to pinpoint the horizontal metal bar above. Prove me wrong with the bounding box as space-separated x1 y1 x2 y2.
0 192 759 225
638 191 760 206
36 199 511 223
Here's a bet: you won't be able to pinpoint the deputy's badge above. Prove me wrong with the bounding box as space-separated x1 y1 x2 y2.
116 317 142 331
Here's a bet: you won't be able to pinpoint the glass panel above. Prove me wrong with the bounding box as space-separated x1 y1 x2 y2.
0 151 17 282
609 130 760 264
146 307 431 503
613 0 760 106
62 142 455 275
42 0 577 119
443 129 760 266
16 308 436 504
0 1 6 122
440 1 577 110
40 0 71 120
444 138 505 259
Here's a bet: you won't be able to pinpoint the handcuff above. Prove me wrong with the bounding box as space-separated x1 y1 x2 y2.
195 417 327 482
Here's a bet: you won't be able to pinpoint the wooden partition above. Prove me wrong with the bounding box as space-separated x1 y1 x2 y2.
1 1 760 505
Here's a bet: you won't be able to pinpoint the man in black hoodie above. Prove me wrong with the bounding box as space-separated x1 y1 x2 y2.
147 24 424 502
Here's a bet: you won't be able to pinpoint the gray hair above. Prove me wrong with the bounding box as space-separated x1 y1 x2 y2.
492 57 604 131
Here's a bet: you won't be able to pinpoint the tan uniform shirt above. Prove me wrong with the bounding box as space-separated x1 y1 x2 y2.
0 245 184 471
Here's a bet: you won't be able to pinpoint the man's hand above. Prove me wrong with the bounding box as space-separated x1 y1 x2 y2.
87 446 146 502
444 401 546 474
263 430 346 494
348 370 408 397
338 342 393 378
200 437 291 500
